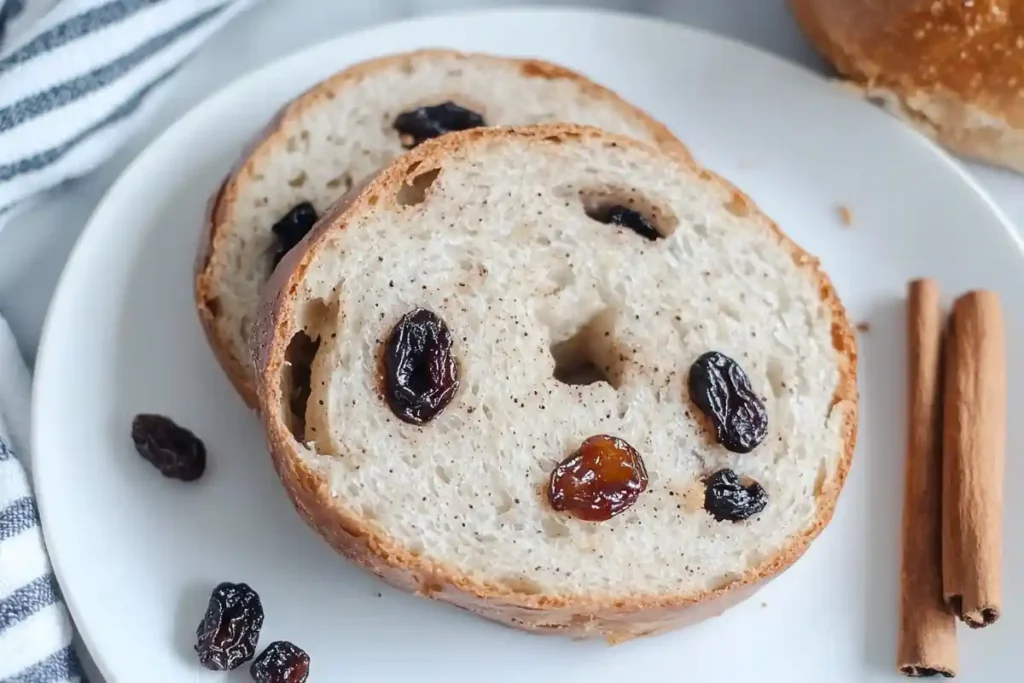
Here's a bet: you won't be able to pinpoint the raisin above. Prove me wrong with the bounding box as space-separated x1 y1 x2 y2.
688 351 768 453
588 205 660 240
251 641 310 683
131 414 206 481
271 202 319 267
703 469 768 522
195 582 264 671
384 308 459 424
393 102 485 148
548 435 648 521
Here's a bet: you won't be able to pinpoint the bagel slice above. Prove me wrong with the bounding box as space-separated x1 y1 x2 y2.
195 49 690 408
253 124 858 643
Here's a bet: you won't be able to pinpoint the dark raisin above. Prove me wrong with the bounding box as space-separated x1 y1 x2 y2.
384 308 459 424
393 102 485 148
195 582 264 671
588 205 660 240
703 469 768 522
271 202 319 267
688 351 768 453
250 641 310 683
548 435 648 521
130 414 206 481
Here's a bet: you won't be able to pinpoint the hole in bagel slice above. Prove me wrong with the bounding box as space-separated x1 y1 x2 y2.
280 296 339 444
549 309 622 389
572 185 679 240
282 330 319 443
397 167 441 206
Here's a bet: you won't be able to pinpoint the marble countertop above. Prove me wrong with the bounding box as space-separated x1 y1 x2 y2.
2 0 1023 365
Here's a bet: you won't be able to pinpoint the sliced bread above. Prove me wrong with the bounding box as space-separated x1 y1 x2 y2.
195 49 690 408
252 124 858 643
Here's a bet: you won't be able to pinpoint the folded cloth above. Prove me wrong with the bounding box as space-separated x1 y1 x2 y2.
0 1 265 679
0 0 264 227
0 314 83 683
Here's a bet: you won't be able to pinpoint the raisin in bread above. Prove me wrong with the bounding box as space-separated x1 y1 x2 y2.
195 49 690 408
252 124 858 643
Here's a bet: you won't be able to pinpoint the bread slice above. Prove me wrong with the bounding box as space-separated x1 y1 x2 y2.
195 49 691 408
252 124 858 643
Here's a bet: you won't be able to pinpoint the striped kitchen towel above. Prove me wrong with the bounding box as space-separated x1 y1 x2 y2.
0 314 79 683
0 2 264 680
0 0 264 227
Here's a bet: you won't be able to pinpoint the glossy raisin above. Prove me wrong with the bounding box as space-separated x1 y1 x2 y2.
393 102 485 148
588 205 660 241
703 469 768 522
251 641 310 683
131 414 206 481
688 351 768 453
384 308 459 424
271 202 319 267
548 435 648 521
195 582 264 671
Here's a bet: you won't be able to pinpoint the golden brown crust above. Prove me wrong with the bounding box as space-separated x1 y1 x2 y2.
194 49 693 409
194 100 295 410
789 0 1024 171
251 124 858 641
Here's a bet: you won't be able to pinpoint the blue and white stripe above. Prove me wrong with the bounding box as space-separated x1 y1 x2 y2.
0 0 262 225
0 2 264 677
0 313 83 683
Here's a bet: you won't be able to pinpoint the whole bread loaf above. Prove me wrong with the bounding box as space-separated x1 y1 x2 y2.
253 123 858 643
790 0 1024 174
195 49 689 407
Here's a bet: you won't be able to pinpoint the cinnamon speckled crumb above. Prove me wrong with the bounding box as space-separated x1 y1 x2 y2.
856 322 870 333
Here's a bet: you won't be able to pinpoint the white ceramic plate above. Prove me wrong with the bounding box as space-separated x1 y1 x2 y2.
32 8 1024 682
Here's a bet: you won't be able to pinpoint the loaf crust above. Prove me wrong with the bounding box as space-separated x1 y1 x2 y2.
194 49 692 409
251 124 858 642
790 0 1024 173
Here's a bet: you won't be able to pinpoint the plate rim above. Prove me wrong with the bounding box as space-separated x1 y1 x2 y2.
29 6 1024 681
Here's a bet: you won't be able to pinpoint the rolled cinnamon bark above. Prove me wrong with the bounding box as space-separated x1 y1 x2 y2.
941 290 1005 629
898 279 957 678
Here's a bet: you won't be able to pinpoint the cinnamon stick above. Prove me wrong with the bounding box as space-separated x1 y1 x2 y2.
898 279 957 678
942 290 1005 628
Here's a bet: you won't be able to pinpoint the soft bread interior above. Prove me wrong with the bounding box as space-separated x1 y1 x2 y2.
208 52 682 389
279 130 852 599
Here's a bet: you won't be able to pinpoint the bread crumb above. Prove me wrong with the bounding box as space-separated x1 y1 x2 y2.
761 602 768 608
856 322 870 333
671 481 705 513
836 204 853 226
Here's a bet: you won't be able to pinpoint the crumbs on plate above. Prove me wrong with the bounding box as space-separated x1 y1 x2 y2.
836 204 853 226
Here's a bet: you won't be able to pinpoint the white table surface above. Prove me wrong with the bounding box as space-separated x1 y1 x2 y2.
3 0 1024 679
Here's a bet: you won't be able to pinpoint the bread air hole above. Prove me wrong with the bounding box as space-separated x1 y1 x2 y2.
571 186 679 240
396 167 441 207
203 295 221 316
549 309 622 389
282 330 319 443
280 297 339 443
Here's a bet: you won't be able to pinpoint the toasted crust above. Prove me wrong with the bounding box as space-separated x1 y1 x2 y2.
251 124 858 642
789 0 1024 173
194 49 693 409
